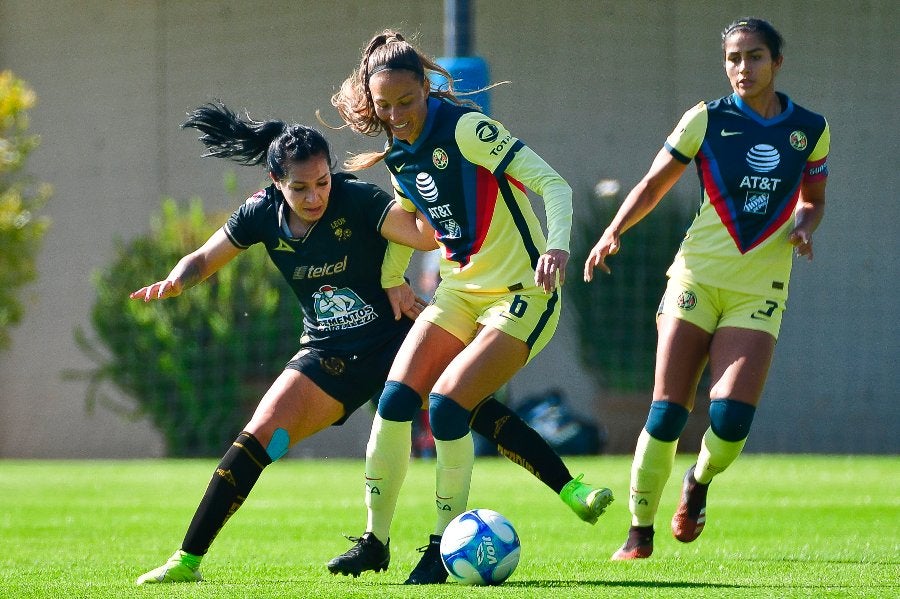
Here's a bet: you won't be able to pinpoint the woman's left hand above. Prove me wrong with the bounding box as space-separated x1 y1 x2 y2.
788 228 814 260
385 282 428 320
535 249 569 293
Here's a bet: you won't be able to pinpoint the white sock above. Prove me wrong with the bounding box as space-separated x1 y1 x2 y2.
695 427 746 485
364 414 411 542
433 434 475 535
630 428 679 527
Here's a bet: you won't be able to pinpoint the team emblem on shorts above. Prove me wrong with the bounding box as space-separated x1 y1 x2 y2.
789 130 808 151
676 290 697 310
432 147 449 169
320 356 345 376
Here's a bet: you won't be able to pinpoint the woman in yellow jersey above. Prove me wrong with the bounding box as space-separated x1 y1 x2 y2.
584 17 829 559
325 30 613 584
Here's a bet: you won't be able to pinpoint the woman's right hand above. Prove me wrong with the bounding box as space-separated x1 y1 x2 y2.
583 228 621 282
129 279 183 302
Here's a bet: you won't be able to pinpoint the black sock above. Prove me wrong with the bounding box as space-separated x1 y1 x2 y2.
181 431 272 556
468 397 573 493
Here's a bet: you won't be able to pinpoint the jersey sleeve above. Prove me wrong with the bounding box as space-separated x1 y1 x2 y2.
664 101 708 164
455 112 520 172
389 172 418 213
803 118 830 183
504 146 573 252
223 189 269 249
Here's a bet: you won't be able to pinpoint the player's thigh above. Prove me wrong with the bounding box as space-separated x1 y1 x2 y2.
388 317 466 398
433 327 529 409
654 314 712 410
244 369 344 446
477 288 561 364
707 326 776 405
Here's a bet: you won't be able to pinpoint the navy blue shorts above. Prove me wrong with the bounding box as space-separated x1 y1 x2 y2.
284 327 409 425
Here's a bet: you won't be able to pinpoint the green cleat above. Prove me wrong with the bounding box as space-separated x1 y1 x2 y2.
135 550 203 585
560 473 614 525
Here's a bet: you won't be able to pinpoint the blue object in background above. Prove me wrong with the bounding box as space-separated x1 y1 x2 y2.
432 56 491 116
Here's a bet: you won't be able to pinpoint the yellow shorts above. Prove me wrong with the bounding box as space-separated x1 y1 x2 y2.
658 276 785 339
421 284 561 362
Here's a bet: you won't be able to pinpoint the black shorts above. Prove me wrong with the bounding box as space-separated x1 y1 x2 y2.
284 329 408 425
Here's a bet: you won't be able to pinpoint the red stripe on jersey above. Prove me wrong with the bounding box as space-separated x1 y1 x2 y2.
803 157 828 183
469 165 498 259
699 159 744 252
507 174 526 194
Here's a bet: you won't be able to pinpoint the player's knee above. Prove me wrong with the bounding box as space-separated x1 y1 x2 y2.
644 400 690 442
376 380 422 422
709 398 756 441
429 393 471 441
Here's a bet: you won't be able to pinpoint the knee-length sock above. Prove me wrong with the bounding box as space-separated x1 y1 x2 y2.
469 396 572 493
364 414 412 542
182 431 272 557
629 429 679 527
433 434 475 535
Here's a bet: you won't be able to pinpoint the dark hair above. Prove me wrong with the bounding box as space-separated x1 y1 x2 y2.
722 17 785 60
181 101 332 180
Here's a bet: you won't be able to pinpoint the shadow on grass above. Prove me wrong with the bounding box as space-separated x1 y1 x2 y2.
502 580 740 589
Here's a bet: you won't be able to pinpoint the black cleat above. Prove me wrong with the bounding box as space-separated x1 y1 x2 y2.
404 534 448 585
611 525 654 560
326 532 390 577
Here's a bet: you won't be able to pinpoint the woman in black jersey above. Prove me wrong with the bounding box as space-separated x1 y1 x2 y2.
134 102 606 585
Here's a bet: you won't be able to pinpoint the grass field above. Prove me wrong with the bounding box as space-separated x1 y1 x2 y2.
1 455 897 598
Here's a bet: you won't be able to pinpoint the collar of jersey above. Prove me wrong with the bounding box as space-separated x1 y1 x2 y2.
392 96 442 152
731 91 794 127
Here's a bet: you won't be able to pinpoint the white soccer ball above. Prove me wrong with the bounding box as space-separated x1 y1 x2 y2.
440 508 521 585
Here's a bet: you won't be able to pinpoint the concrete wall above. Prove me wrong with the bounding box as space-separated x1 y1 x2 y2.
0 0 896 457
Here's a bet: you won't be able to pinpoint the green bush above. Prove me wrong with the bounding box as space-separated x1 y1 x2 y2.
0 71 51 349
72 198 303 456
567 185 692 392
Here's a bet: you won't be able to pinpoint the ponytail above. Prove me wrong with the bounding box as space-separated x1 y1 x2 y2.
182 101 333 180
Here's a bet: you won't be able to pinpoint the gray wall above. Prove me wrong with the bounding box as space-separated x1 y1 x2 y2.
0 0 896 458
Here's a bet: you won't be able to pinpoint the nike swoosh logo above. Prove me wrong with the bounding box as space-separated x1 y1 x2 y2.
394 163 406 173
720 129 743 137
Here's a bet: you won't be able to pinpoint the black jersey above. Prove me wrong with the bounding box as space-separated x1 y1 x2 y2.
224 172 407 354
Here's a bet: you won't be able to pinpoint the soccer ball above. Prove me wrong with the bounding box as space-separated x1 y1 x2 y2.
439 508 520 585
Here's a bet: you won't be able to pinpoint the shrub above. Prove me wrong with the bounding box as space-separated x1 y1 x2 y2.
566 183 692 392
71 197 303 456
0 71 51 349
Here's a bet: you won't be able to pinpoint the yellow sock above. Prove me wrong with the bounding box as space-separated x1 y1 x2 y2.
695 427 746 485
629 429 678 527
365 415 412 541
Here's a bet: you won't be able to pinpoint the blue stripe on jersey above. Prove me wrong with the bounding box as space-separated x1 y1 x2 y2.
491 139 541 267
665 141 692 165
525 289 559 348
732 92 795 126
493 140 525 176
497 173 541 268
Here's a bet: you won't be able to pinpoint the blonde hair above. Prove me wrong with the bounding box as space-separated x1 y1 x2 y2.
330 30 474 171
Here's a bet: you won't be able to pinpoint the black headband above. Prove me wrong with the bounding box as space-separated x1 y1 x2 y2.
367 57 425 81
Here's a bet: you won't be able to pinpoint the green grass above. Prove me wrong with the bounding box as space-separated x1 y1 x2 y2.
1 455 897 598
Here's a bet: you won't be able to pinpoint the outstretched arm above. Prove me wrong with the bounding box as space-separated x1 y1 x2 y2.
129 228 242 301
583 148 686 282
